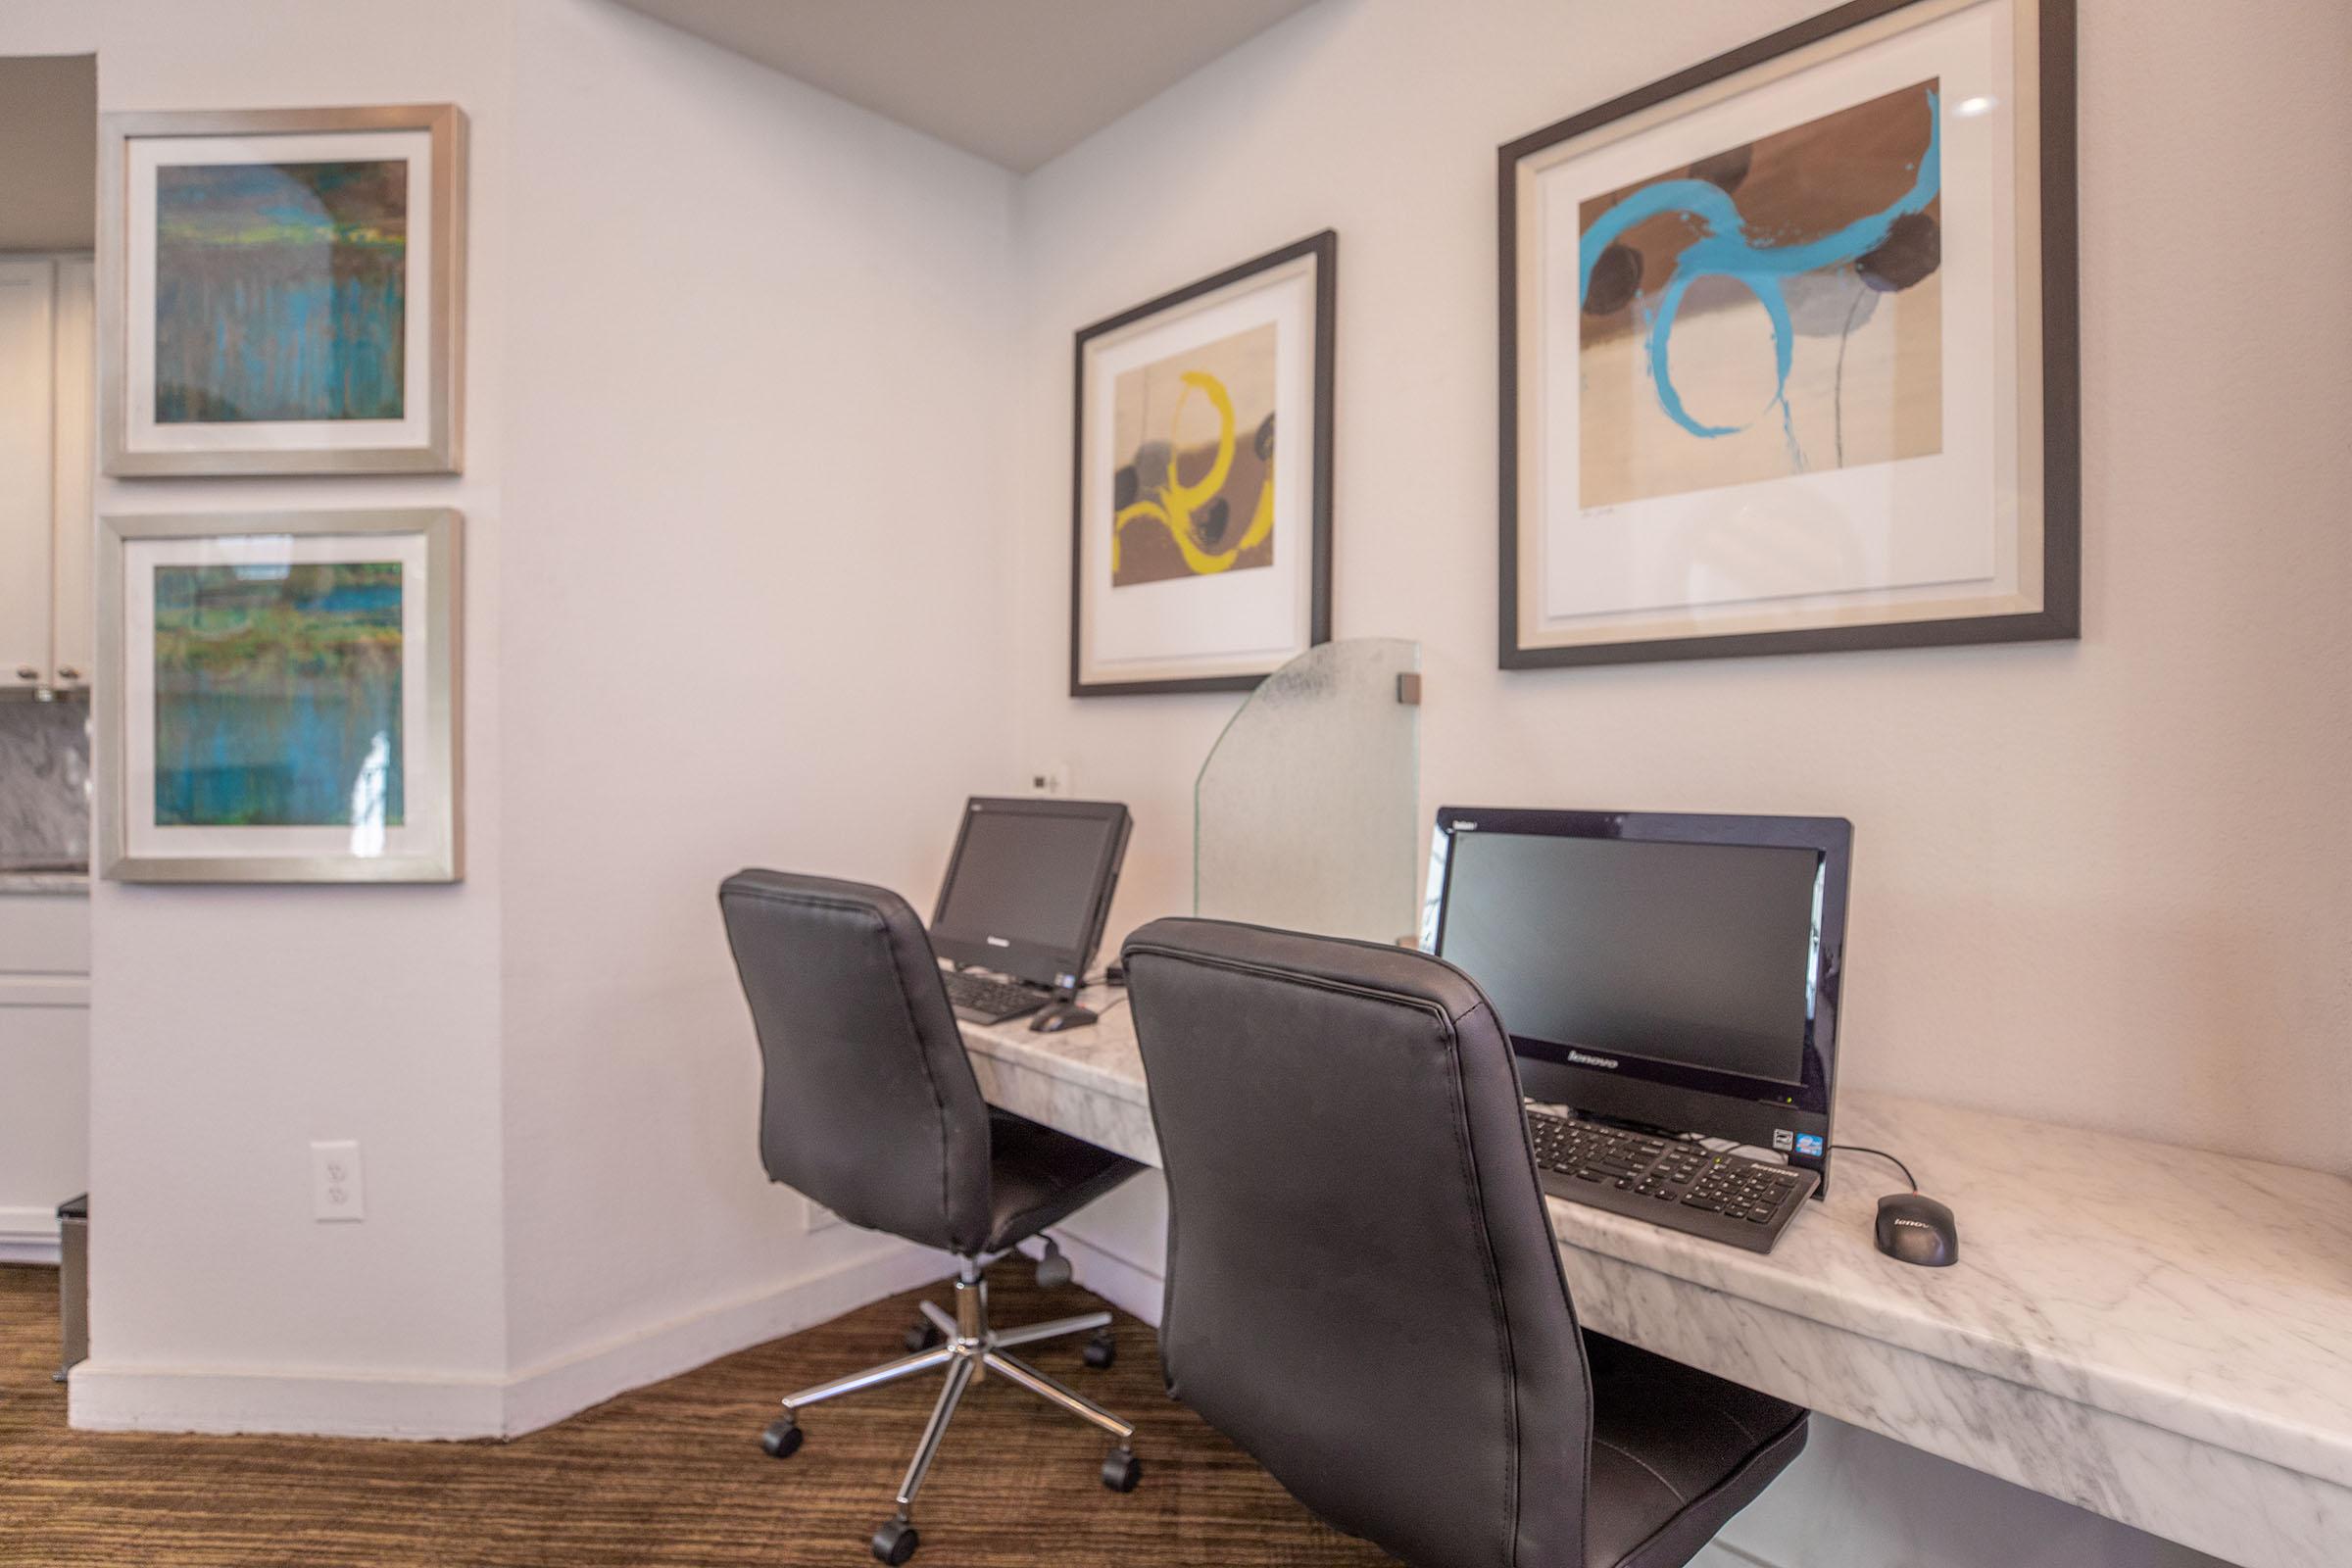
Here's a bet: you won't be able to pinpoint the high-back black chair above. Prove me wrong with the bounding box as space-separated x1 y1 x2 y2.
1123 917 1809 1568
720 869 1146 1565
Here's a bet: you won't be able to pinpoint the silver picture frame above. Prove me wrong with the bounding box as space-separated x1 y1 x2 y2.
98 509 464 883
99 103 467 476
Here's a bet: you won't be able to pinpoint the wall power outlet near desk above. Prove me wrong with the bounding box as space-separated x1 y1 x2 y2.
311 1140 366 1222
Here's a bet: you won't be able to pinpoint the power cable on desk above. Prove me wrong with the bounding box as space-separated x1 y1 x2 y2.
1833 1144 1918 1192
1078 967 1129 1016
1698 1134 1918 1193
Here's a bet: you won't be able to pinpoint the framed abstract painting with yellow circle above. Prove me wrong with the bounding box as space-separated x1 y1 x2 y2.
1071 232 1335 696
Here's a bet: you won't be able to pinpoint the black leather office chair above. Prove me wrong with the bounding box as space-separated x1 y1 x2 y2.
719 869 1147 1564
1123 917 1809 1568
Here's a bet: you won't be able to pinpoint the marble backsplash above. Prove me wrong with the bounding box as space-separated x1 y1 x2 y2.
0 696 92 871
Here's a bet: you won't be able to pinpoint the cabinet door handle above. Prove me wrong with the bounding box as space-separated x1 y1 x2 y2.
57 665 81 682
14 666 36 681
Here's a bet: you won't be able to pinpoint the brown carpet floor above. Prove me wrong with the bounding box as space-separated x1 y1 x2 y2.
0 1262 1388 1566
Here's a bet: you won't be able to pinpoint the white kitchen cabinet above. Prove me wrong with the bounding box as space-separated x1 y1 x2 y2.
50 257 93 686
0 254 95 694
0 887 89 1263
0 257 55 692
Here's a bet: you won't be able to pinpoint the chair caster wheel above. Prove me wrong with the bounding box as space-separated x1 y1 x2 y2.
1083 1328 1116 1369
904 1317 944 1353
1102 1447 1142 1493
1034 1238 1073 1290
870 1518 919 1563
760 1418 802 1459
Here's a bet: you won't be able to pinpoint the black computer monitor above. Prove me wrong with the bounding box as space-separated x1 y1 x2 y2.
930 797 1131 994
1422 807 1851 1192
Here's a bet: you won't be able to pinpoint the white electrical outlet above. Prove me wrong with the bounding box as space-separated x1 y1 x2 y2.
311 1140 366 1222
1026 762 1070 797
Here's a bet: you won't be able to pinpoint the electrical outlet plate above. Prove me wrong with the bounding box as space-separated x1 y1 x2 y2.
312 1140 365 1222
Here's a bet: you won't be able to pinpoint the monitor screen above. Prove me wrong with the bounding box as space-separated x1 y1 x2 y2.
934 803 1123 959
1436 830 1823 1086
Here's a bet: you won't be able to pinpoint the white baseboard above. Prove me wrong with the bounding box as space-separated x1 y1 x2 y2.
69 1360 510 1440
71 1242 957 1441
0 1205 62 1265
500 1242 954 1436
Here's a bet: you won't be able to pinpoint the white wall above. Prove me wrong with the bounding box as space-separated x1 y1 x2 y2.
0 54 96 250
493 0 1021 1397
1011 2 2346 1561
1009 0 2352 1179
14 0 1025 1437
0 0 521 1435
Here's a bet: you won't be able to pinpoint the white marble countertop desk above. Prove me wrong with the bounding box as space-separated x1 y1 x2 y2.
961 995 2352 1568
961 992 1155 1164
0 870 89 894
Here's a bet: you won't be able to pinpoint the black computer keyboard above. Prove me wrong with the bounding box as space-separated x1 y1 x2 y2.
1524 1106 1819 1253
941 969 1050 1023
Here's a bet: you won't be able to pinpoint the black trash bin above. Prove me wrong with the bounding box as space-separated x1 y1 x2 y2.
56 1194 87 1383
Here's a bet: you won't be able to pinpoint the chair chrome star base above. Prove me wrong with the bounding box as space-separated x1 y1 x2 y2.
762 1255 1141 1565
719 872 1146 1565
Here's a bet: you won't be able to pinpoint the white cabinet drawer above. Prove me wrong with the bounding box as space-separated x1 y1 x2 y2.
0 998 89 1252
0 891 90 974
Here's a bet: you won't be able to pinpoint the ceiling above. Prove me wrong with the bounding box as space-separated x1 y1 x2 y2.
609 0 1321 172
0 55 97 251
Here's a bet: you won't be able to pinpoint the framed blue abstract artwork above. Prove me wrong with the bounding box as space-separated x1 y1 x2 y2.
1500 0 2078 666
100 105 466 476
97 510 462 883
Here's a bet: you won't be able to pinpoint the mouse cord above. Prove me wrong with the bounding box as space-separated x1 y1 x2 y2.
1073 968 1131 1015
1833 1144 1918 1192
1696 1134 1782 1162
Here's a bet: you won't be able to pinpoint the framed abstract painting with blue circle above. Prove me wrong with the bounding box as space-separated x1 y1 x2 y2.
100 105 466 477
97 510 462 883
1501 0 2077 667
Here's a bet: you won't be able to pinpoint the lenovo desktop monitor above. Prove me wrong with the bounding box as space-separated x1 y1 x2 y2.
931 797 1130 994
1423 807 1851 1192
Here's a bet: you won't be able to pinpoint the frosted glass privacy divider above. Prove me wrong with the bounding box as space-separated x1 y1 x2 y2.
1195 638 1421 945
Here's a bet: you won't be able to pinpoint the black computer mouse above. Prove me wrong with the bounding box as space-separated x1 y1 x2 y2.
1029 1002 1098 1034
1875 1193 1959 1267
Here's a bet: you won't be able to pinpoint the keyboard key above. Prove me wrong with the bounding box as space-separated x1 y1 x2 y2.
943 970 1051 1019
1525 1105 1806 1248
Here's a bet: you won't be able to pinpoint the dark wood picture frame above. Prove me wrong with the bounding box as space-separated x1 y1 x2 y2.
1070 230 1337 697
1498 0 2079 669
